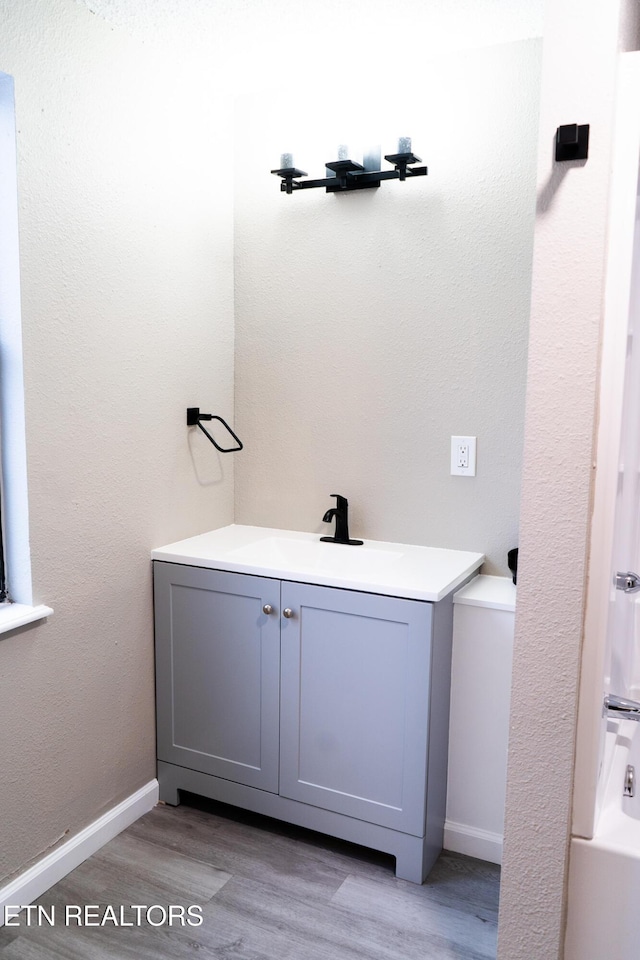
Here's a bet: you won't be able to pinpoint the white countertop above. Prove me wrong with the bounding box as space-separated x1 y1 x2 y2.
151 524 485 602
453 575 516 612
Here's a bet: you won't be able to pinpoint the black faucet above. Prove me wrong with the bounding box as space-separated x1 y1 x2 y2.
320 494 363 546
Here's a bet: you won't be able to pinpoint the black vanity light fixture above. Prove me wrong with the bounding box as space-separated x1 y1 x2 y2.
271 137 427 195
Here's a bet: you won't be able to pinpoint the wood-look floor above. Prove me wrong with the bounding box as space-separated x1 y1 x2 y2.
0 793 500 959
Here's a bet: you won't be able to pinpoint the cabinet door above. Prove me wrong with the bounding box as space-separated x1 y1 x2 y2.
154 562 281 792
279 581 433 835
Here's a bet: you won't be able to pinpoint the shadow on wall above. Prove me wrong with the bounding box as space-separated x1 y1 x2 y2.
536 133 587 214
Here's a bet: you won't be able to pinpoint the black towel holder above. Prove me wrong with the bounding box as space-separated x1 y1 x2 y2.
186 407 243 453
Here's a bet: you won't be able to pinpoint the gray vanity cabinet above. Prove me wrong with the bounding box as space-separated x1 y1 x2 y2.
154 562 281 792
279 580 432 835
154 560 454 883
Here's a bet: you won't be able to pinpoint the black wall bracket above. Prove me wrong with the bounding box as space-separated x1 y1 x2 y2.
555 124 590 162
186 407 243 453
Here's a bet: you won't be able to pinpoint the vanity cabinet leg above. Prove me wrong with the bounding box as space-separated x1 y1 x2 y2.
394 836 440 884
157 762 181 806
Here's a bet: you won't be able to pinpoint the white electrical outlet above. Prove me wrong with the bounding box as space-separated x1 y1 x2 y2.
451 436 477 476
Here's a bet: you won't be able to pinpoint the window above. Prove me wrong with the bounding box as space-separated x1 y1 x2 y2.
0 477 6 602
0 70 52 632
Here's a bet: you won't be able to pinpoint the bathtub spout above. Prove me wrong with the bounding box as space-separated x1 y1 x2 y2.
604 693 640 721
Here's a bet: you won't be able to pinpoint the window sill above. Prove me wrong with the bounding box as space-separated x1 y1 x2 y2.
0 602 53 636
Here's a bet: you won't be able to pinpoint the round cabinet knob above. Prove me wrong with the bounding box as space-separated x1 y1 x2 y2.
262 604 273 615
283 608 294 619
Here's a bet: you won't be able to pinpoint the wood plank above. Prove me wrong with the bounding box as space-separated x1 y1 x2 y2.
330 873 497 958
192 872 492 960
127 799 388 897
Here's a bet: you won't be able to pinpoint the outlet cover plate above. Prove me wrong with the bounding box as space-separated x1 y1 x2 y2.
451 436 477 476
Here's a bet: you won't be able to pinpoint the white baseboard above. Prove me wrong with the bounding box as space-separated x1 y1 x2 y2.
0 780 158 925
444 819 503 865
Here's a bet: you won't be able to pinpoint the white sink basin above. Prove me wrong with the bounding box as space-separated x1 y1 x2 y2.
228 536 403 577
152 525 485 602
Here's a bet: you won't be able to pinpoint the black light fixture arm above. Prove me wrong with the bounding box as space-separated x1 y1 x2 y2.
271 140 427 195
186 407 243 453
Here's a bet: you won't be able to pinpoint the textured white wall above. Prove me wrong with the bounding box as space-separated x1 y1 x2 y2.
497 1 637 958
0 0 234 882
234 41 541 575
79 0 542 61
